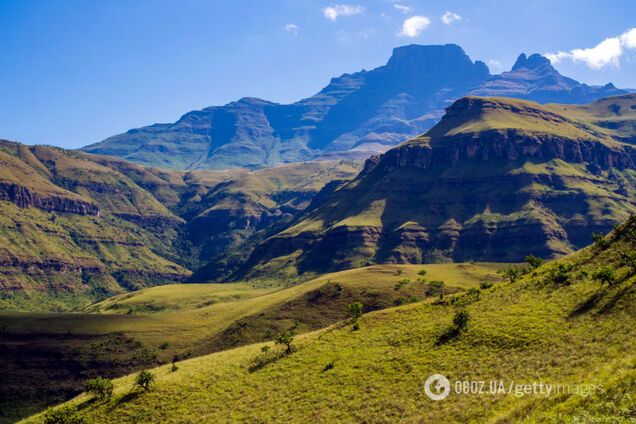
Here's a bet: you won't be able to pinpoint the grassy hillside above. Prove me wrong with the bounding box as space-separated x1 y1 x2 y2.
238 95 636 278
0 138 361 310
28 217 636 423
0 263 501 422
0 141 191 311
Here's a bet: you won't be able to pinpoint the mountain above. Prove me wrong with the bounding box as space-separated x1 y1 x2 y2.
82 44 627 170
29 215 636 422
472 53 626 103
0 140 360 310
230 94 636 278
0 140 191 310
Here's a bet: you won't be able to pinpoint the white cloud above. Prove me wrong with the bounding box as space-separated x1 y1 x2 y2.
441 11 461 25
487 59 503 70
322 4 365 21
546 27 636 69
397 15 430 38
393 4 413 14
284 24 299 35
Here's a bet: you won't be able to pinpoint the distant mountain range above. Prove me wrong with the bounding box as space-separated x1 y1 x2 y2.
82 44 628 170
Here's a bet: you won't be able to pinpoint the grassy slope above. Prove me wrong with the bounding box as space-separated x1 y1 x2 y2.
1 263 500 422
32 219 636 423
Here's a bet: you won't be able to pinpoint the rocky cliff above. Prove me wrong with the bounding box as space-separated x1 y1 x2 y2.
234 95 636 277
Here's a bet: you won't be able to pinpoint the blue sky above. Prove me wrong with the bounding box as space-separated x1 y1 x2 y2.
1 0 635 149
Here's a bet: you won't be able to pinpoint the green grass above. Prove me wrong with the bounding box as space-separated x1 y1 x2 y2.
1 263 501 423
24 220 636 423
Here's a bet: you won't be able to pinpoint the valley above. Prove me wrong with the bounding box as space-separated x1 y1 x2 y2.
21 216 636 423
0 263 501 422
1 27 635 422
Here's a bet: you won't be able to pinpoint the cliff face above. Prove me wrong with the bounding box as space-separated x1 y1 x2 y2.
0 140 191 311
0 181 98 215
236 96 636 277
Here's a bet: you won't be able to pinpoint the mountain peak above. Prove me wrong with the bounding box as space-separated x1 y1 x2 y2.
512 53 553 71
387 44 472 68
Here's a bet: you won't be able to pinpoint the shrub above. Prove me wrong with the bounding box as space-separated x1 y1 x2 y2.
525 255 544 269
479 281 494 290
43 405 85 424
347 301 364 321
621 251 636 275
275 329 295 354
545 263 574 286
393 279 409 291
171 362 179 372
85 377 113 400
396 269 403 276
348 301 364 330
417 269 427 276
134 370 155 391
453 310 470 331
261 345 270 353
591 232 609 249
426 280 445 296
592 266 617 286
436 310 470 345
500 265 525 282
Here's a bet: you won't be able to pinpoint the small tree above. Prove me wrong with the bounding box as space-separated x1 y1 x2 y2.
453 310 470 332
348 301 364 331
134 370 155 392
275 329 295 354
621 251 636 275
43 405 85 424
591 232 609 249
545 263 574 286
525 255 544 270
593 266 617 286
501 265 524 283
85 377 113 401
348 301 363 321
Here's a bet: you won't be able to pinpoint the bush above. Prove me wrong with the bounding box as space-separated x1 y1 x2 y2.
347 301 364 321
134 370 155 391
592 232 609 249
545 263 574 286
396 269 403 276
348 301 364 330
621 251 636 275
171 362 179 372
500 265 525 282
85 377 113 400
417 269 427 276
479 281 494 290
525 255 544 269
275 329 295 354
426 280 445 296
592 266 617 286
453 310 470 331
43 405 85 424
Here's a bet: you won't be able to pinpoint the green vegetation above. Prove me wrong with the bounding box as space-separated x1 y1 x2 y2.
1 263 501 422
25 216 636 422
84 377 113 401
134 370 155 392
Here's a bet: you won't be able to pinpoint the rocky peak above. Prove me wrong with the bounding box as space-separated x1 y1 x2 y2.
512 53 553 71
382 44 490 84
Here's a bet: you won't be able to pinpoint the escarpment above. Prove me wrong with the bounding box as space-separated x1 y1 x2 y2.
234 96 636 278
